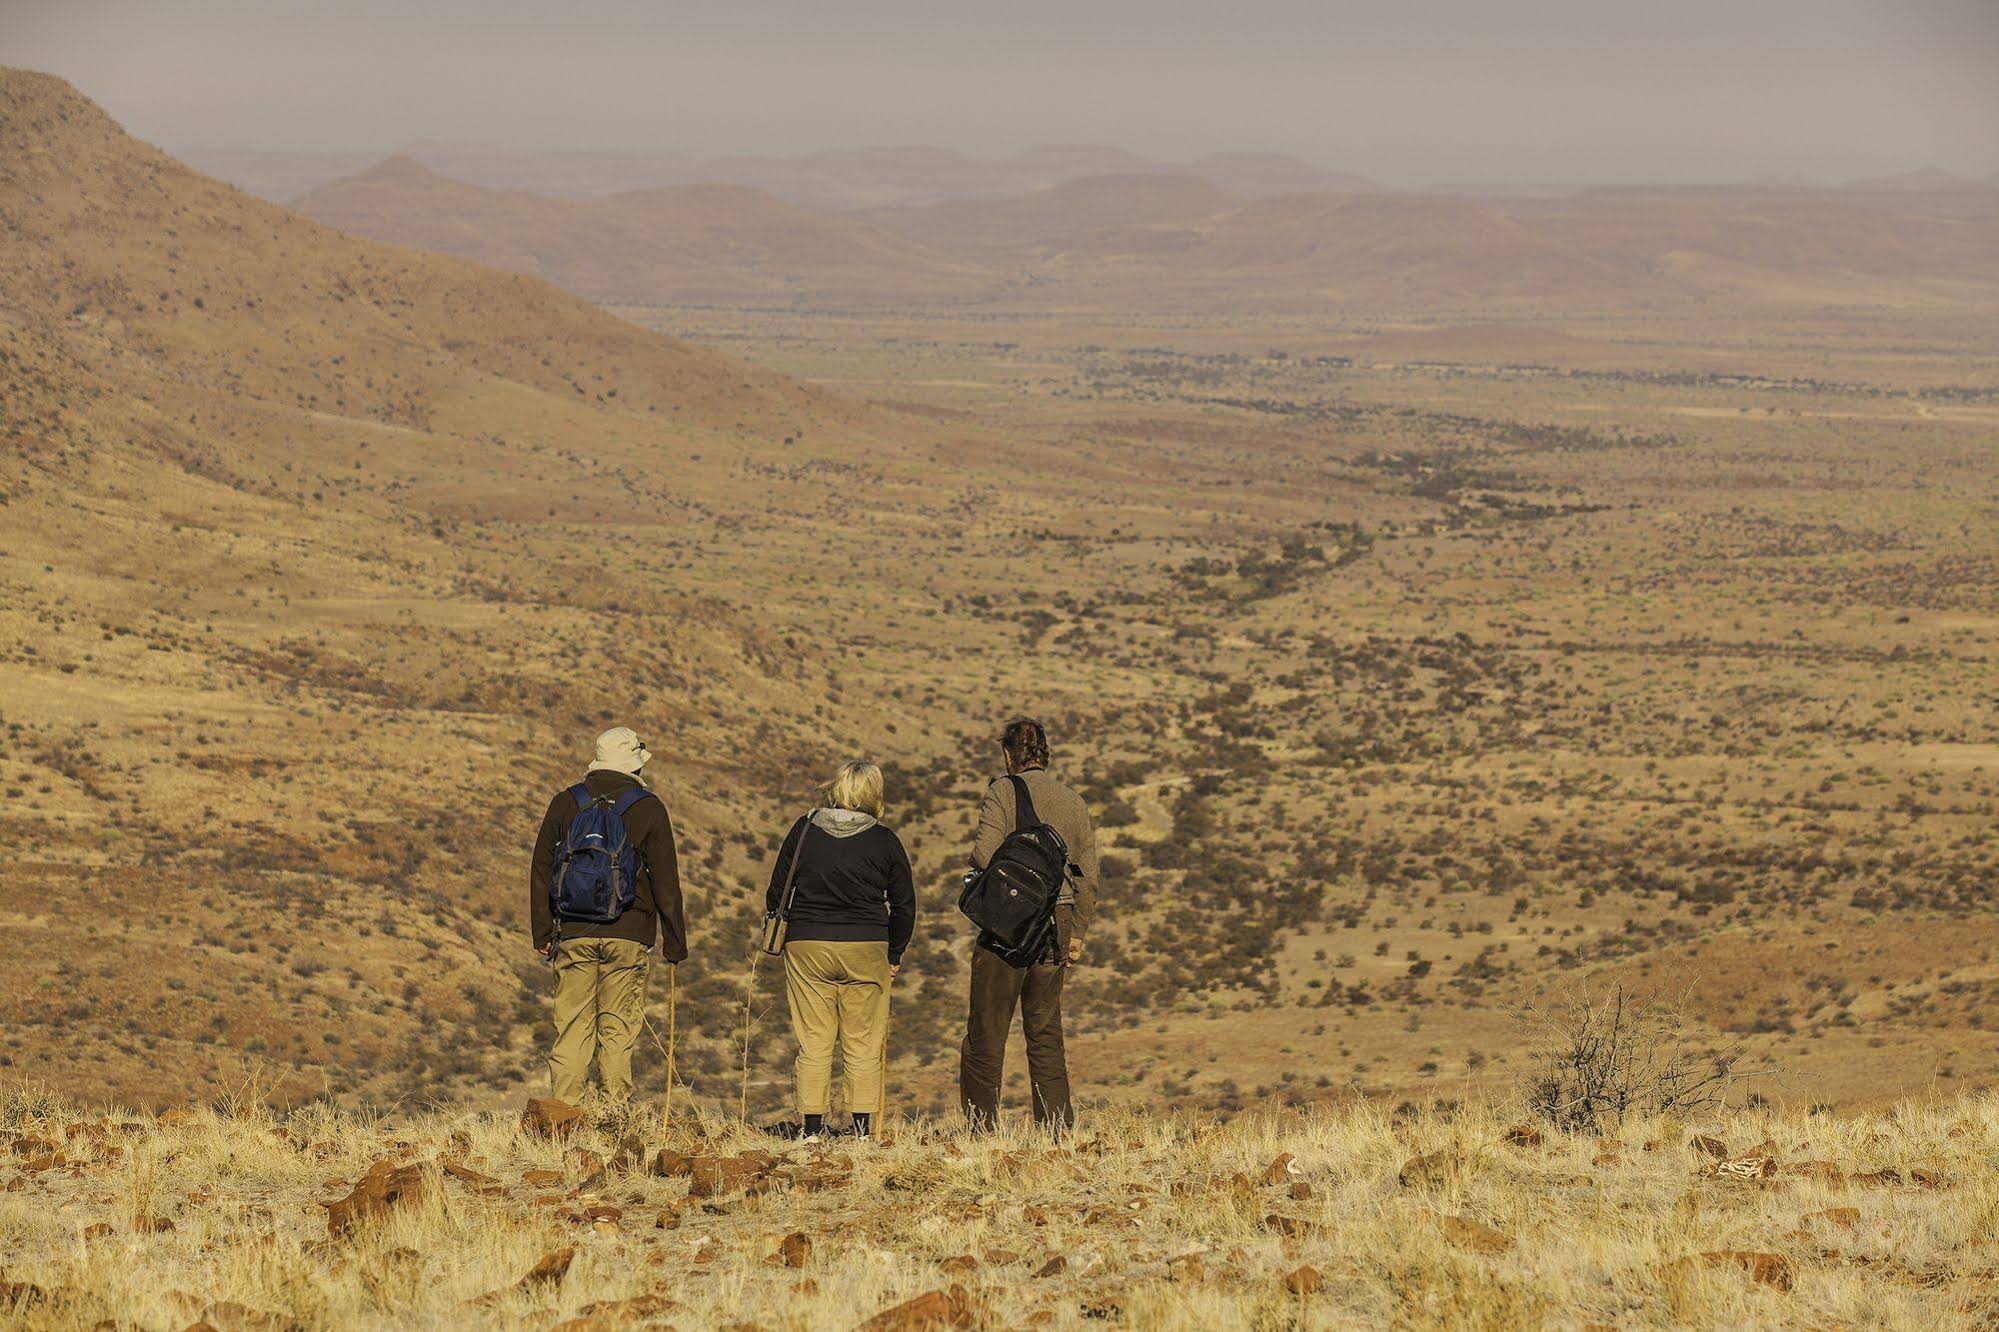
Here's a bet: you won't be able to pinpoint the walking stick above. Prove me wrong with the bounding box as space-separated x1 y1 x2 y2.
644 964 680 1126
663 962 678 1126
880 968 892 1132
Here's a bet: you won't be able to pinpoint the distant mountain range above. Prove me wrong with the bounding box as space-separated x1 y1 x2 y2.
291 147 1999 314
187 141 1374 210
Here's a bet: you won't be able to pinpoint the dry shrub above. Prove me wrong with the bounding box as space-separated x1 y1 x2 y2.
1523 985 1747 1134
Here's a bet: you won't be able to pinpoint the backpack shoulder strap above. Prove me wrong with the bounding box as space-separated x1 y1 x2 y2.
566 782 593 810
609 787 653 818
1005 773 1042 831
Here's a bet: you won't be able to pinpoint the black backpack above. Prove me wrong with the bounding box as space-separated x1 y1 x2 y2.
959 774 1069 967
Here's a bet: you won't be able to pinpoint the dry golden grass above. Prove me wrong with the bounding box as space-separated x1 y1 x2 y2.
3 1084 1996 1329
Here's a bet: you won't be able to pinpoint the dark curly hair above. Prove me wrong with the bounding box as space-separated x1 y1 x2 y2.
1000 717 1051 770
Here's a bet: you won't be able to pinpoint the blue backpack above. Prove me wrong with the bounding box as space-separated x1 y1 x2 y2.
550 784 652 922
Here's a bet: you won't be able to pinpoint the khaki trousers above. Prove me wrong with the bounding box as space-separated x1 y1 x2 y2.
783 939 891 1116
548 937 651 1104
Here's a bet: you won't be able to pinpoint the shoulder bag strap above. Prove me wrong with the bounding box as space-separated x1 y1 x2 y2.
775 815 814 919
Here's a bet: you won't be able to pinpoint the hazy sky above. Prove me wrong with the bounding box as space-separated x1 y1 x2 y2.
6 0 1996 184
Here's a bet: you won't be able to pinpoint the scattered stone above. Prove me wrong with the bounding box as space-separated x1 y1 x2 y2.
1592 1145 1623 1168
688 1156 767 1198
203 1301 288 1332
1263 1153 1299 1185
650 1148 692 1178
440 1160 499 1189
938 1255 977 1276
1262 1214 1318 1238
1705 1154 1777 1181
1911 1169 1946 1190
81 1223 113 1241
324 1161 429 1238
656 1206 682 1230
1699 1250 1793 1293
1435 1213 1515 1255
1784 1161 1843 1183
1399 1151 1457 1190
1034 1255 1067 1278
521 1098 582 1140
0 1275 48 1306
519 1246 576 1290
522 1169 563 1186
567 1147 606 1187
1502 1125 1543 1149
1854 1169 1902 1188
583 1204 622 1223
1288 1182 1314 1201
134 1214 175 1234
857 1285 985 1331
779 1232 812 1268
1806 1207 1860 1230
1689 1136 1728 1160
1283 1264 1324 1295
608 1135 646 1173
578 1295 674 1321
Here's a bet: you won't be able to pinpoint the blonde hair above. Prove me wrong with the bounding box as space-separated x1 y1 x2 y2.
820 760 885 818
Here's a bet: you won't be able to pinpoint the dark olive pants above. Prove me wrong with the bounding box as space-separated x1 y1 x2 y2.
958 919 1072 1131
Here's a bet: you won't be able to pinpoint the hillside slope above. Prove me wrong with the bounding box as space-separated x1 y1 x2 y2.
0 67 909 1107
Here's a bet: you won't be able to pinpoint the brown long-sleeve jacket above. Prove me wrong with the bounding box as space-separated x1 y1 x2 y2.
530 769 685 960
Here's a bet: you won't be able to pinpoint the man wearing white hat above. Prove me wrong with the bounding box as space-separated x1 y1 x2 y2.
530 727 685 1105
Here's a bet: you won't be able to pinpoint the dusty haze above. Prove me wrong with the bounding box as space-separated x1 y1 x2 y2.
6 0 1998 185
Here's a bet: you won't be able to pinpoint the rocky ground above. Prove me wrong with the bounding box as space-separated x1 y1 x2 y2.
1 1086 1994 1329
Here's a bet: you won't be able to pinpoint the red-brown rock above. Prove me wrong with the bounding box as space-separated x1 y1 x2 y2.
1698 1250 1793 1292
323 1161 429 1238
856 1284 984 1330
519 1246 576 1290
522 1098 582 1140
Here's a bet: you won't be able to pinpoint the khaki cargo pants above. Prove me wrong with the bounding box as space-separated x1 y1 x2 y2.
783 940 891 1116
548 937 650 1104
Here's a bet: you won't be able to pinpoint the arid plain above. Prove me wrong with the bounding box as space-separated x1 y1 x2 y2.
6 61 1999 1328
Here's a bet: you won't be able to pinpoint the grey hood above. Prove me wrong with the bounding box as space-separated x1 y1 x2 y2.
810 807 879 838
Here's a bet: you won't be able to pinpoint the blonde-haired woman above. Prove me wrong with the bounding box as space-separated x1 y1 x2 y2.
765 760 916 1140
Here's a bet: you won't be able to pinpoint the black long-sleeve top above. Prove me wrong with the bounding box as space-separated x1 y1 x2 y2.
765 812 916 964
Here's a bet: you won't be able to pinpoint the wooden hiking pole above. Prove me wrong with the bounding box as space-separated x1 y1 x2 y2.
662 963 678 1126
879 967 892 1130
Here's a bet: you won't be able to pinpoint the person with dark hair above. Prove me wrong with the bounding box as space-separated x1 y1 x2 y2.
958 717 1099 1133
